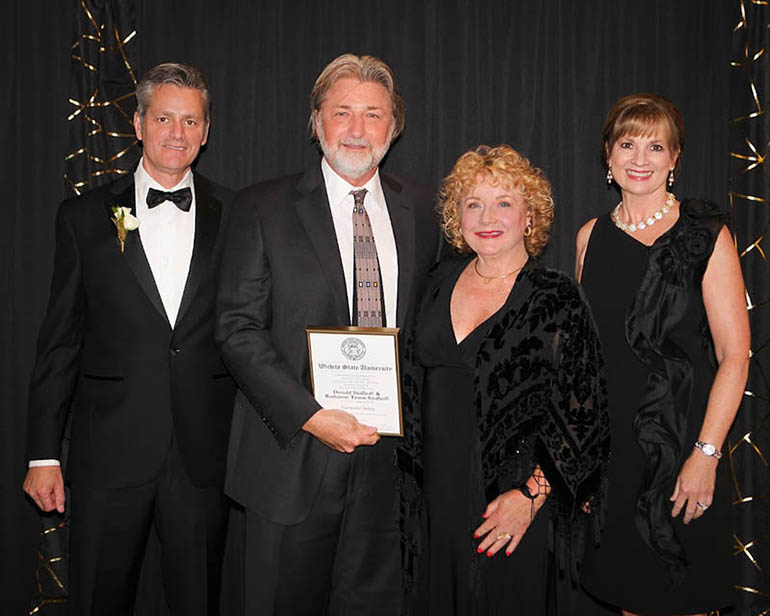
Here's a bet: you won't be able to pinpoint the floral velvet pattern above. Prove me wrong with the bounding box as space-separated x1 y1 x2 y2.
397 259 610 590
625 199 726 583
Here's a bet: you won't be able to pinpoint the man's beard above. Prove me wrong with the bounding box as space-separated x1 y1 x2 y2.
317 121 391 182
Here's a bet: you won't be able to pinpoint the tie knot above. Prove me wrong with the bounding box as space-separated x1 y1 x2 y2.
147 187 193 212
350 189 368 209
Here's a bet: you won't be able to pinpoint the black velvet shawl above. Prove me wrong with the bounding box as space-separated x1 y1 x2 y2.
396 258 611 595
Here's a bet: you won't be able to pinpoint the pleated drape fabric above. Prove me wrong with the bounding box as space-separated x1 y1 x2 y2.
3 2 750 615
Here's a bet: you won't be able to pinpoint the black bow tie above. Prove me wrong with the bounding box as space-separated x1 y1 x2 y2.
146 187 192 212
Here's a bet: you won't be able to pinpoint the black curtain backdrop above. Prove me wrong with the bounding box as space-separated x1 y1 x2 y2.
2 3 72 615
127 0 735 271
4 1 763 614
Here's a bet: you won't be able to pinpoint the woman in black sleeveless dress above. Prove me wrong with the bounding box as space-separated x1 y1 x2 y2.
398 145 610 615
576 94 750 615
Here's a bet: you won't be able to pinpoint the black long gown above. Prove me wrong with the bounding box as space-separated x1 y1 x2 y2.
580 203 734 613
413 263 551 615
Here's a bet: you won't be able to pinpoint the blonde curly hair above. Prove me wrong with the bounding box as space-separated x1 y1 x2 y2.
438 145 554 256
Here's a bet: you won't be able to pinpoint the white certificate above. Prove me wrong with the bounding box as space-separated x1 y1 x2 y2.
306 326 403 436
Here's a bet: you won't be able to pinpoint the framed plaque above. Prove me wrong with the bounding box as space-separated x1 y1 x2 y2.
306 326 402 436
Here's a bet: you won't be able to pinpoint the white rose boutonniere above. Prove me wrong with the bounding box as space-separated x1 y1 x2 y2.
111 206 139 253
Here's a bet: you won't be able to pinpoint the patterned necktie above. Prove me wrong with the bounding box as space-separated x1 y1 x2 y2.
351 189 384 327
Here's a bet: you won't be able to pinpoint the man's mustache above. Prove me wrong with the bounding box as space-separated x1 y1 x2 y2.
339 139 370 148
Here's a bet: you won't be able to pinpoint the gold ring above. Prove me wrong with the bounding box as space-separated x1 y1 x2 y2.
496 532 512 541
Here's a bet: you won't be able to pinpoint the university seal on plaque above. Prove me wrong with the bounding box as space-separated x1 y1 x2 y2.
340 337 366 361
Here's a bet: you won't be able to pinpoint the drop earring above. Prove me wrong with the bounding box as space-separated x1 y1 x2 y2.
668 168 674 187
606 166 613 185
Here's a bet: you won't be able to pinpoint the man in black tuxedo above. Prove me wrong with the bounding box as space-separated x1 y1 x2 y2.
216 54 438 615
23 63 234 615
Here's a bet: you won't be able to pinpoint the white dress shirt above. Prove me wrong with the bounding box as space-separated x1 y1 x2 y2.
321 158 398 328
29 160 196 468
133 159 196 327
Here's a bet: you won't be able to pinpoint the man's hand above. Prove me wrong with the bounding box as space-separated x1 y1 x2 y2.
23 466 66 513
302 409 380 453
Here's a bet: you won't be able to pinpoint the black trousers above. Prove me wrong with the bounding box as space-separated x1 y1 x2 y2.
243 438 402 616
68 442 228 616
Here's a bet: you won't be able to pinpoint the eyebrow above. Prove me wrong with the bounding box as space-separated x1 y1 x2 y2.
623 135 665 142
153 109 204 118
464 192 517 200
332 104 385 110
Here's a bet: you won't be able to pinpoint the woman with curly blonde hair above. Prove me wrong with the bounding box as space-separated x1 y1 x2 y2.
397 145 610 615
438 145 554 258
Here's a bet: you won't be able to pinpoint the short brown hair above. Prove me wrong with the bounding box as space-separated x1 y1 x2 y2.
438 145 554 257
136 63 210 122
603 93 684 170
308 54 405 140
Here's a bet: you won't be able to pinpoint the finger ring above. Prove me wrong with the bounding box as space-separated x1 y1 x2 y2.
496 532 512 541
696 502 709 511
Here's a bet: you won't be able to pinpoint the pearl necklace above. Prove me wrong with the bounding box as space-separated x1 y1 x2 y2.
473 258 524 284
612 192 675 233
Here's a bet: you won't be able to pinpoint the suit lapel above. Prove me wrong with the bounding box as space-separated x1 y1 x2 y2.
105 178 169 326
381 173 414 328
295 167 350 325
175 174 221 327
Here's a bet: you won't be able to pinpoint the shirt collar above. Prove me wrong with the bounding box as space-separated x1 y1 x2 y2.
321 157 385 213
134 158 194 215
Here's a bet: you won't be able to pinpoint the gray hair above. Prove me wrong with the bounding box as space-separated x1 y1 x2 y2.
136 62 210 122
308 54 405 140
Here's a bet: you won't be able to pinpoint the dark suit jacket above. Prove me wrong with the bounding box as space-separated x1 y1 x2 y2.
216 164 438 524
27 172 235 489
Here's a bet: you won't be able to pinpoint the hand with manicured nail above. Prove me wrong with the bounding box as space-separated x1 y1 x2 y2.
473 488 546 558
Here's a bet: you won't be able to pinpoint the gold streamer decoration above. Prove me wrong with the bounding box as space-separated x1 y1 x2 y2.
31 1 139 613
28 520 69 615
730 1 770 614
64 0 139 195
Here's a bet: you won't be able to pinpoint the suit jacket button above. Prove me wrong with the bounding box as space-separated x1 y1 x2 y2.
170 347 181 357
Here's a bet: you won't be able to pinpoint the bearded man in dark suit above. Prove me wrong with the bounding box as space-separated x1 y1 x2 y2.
216 53 439 615
23 63 235 616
